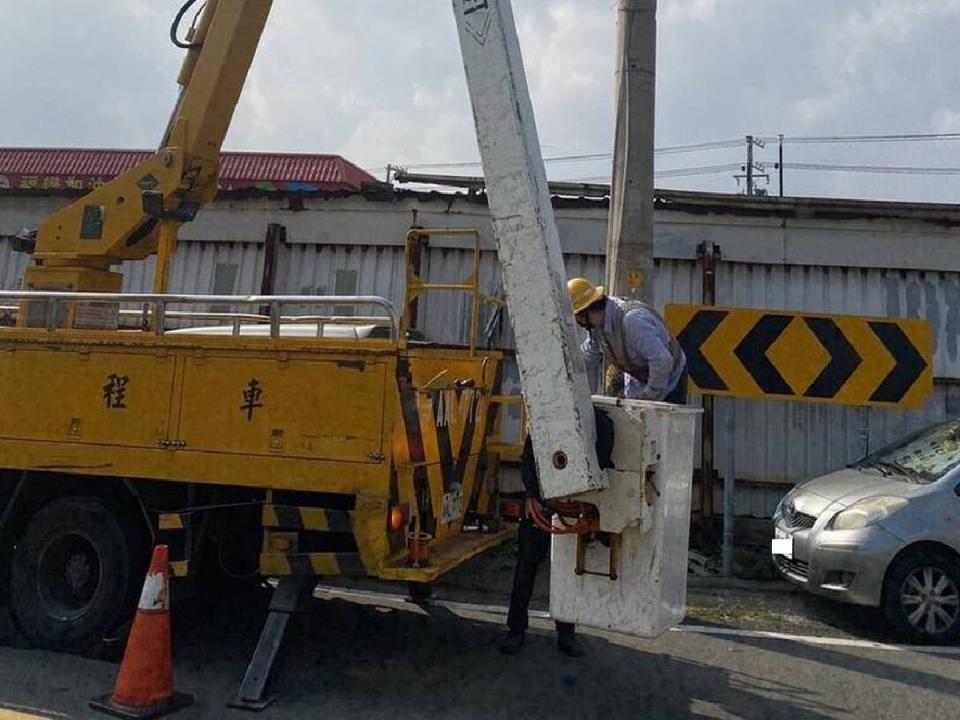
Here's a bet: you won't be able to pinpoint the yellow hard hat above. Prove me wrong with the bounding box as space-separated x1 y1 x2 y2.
567 277 604 314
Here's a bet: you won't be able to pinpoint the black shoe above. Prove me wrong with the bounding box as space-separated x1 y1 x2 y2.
557 630 585 658
500 631 525 655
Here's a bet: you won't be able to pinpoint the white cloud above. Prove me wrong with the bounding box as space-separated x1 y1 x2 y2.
660 0 721 23
931 109 960 133
0 0 958 201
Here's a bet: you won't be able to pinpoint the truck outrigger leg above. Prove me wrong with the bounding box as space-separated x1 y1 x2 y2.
229 577 314 712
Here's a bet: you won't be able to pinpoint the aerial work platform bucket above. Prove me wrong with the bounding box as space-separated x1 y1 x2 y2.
550 398 700 638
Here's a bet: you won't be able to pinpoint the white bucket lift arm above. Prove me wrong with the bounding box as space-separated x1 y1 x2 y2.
452 0 702 639
451 0 603 500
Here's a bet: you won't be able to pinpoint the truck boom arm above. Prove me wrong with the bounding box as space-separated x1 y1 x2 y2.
451 0 603 498
24 0 271 298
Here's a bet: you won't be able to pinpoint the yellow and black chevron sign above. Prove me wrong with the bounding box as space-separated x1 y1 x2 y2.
664 304 933 408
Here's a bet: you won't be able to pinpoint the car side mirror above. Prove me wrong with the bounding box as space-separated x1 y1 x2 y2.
955 481 960 498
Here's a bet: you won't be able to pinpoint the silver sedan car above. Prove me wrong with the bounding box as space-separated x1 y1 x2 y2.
772 419 960 644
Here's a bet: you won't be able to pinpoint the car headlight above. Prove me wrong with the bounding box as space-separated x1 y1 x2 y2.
828 496 909 531
774 491 794 521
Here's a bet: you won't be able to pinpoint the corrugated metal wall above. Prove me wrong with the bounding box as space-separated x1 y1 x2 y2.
0 240 29 290
270 244 960 518
122 242 265 296
4 195 958 518
279 244 405 305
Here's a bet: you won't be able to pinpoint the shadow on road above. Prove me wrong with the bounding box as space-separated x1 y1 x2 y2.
793 594 895 641
713 623 960 703
14 581 948 719
160 588 844 720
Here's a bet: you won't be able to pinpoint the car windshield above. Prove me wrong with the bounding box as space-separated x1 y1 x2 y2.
858 419 960 484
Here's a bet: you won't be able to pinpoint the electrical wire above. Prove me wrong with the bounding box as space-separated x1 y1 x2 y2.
768 132 960 145
379 138 745 173
394 155 606 171
396 159 960 186
781 162 960 176
171 0 205 50
560 163 741 183
654 138 744 155
526 497 597 535
382 131 960 176
651 160 960 181
380 131 960 186
655 163 743 178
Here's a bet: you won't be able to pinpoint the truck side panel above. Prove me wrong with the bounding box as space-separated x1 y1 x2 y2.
0 349 176 448
177 354 386 463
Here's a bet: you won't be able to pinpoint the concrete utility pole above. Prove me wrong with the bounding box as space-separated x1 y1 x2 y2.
778 133 785 197
737 135 769 195
606 0 657 304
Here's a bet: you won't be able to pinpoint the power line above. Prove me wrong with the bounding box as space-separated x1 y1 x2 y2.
781 162 960 176
770 132 960 145
378 153 613 172
571 160 960 183
656 163 742 178
374 131 960 182
369 137 746 173
564 163 741 182
654 138 743 155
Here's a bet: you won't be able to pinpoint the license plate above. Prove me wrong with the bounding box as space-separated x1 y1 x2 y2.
441 488 463 524
771 536 793 559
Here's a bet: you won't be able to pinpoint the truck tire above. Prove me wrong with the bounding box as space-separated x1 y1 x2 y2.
10 497 131 653
882 548 960 645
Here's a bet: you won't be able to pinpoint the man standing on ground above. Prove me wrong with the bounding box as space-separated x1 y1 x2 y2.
500 409 615 658
567 277 687 404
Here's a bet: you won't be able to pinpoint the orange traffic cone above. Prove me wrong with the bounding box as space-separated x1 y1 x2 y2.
90 545 193 719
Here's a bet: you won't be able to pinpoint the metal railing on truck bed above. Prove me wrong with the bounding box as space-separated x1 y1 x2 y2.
0 291 400 341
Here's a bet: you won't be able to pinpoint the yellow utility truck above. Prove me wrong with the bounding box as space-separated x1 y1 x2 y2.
0 0 511 657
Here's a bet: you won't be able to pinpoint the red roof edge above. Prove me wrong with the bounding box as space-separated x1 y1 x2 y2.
0 148 377 194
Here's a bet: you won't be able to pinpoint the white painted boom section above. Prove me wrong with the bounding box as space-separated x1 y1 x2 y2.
451 0 603 498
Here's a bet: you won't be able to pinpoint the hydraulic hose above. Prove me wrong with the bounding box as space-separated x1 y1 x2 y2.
171 0 206 49
525 497 597 535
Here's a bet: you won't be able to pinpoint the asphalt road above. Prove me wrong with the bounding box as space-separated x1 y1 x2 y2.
1 580 959 720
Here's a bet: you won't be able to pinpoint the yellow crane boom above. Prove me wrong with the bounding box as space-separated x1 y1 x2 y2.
22 0 272 308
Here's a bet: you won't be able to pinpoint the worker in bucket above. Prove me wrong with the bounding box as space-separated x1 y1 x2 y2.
567 277 688 404
501 409 615 658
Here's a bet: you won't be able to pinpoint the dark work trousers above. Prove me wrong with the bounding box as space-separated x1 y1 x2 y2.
663 369 689 405
506 517 574 636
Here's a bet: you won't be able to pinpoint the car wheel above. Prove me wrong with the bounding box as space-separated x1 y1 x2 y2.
10 497 131 653
882 549 960 644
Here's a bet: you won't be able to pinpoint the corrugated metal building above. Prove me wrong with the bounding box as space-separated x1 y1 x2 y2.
3 149 960 520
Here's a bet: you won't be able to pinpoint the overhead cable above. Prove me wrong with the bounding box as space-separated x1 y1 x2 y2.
379 138 745 173
769 132 960 145
782 162 960 176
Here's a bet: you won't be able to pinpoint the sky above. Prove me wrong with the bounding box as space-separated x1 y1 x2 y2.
1 0 959 203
